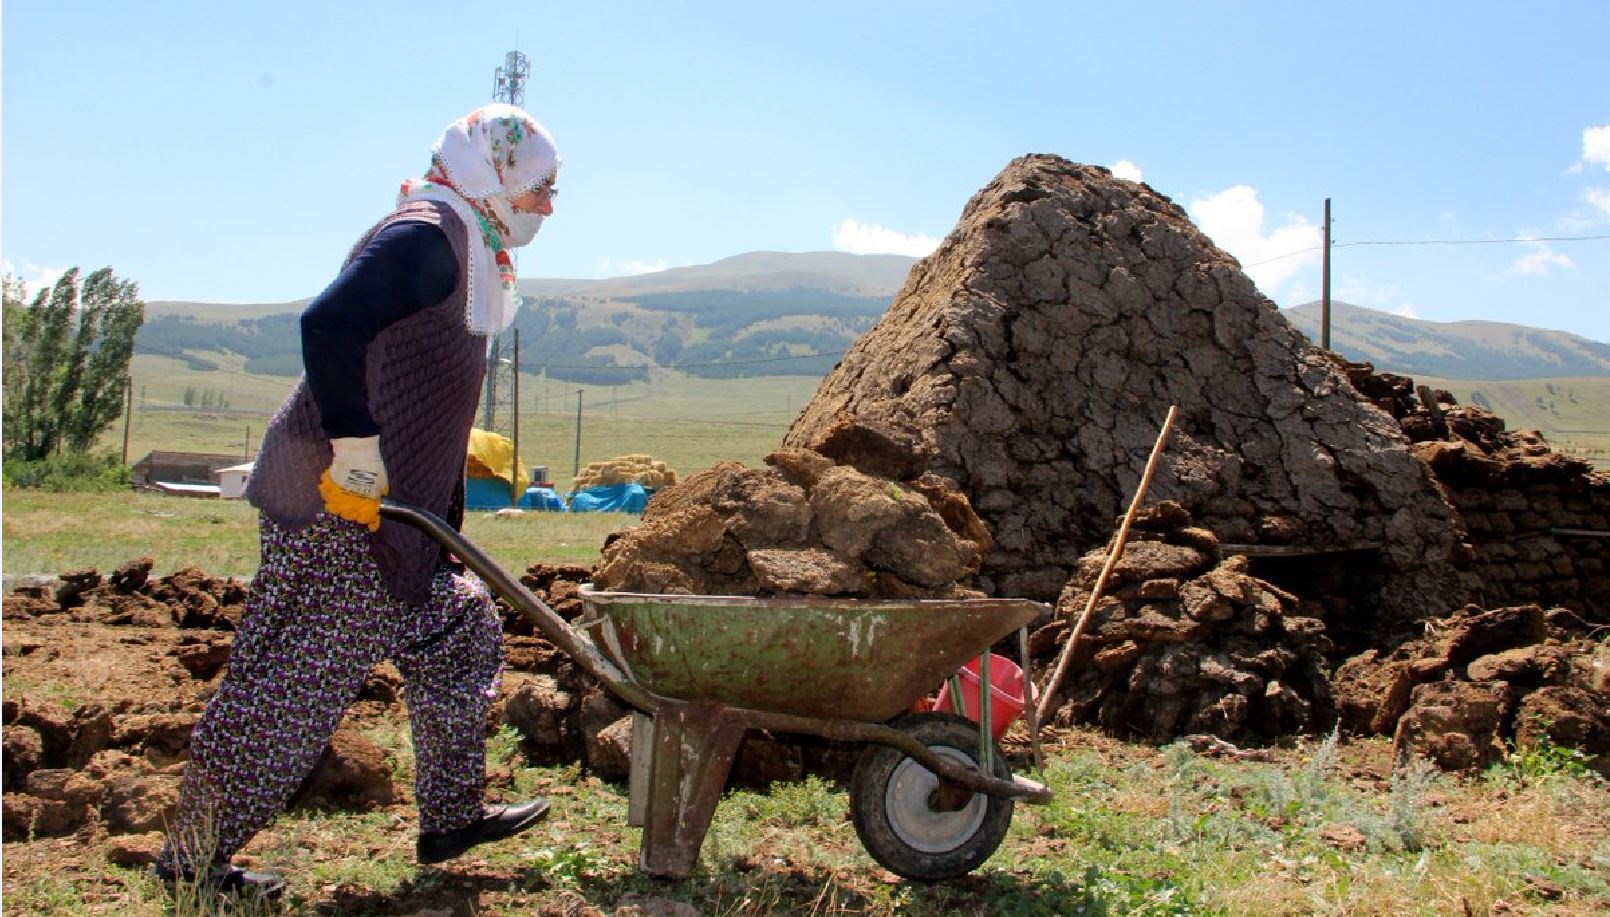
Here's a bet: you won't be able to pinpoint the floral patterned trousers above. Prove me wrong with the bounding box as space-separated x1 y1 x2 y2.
159 514 503 872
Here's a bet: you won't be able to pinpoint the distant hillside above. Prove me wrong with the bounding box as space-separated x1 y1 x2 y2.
135 251 917 383
137 261 1609 385
1283 300 1610 379
519 251 917 299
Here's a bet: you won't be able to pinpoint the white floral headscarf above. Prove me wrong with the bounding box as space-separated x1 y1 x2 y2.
397 103 560 334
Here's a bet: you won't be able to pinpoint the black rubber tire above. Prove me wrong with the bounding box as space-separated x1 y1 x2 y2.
848 712 1014 880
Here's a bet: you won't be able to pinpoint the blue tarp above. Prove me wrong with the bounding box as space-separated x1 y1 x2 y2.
568 482 650 513
465 476 526 510
519 486 568 512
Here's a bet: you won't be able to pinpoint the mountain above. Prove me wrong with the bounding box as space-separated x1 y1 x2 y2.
1282 301 1610 379
519 251 917 299
136 259 1610 384
135 251 919 381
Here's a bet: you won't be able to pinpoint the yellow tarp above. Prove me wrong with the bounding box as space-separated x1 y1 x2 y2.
465 428 529 493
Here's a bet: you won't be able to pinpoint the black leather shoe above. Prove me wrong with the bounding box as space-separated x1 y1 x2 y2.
151 861 287 900
417 798 551 865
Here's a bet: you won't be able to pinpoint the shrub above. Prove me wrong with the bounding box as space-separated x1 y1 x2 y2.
2 451 130 492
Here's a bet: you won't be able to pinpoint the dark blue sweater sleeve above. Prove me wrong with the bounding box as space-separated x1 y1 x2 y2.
301 220 459 439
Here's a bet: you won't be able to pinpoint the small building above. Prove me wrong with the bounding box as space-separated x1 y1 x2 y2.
213 462 254 499
131 451 248 488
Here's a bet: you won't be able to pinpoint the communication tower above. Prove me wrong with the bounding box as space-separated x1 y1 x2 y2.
492 51 529 107
480 50 532 438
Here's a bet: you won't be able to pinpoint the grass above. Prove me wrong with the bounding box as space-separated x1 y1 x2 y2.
1 489 636 579
14 729 1602 915
113 352 820 485
1415 374 1610 469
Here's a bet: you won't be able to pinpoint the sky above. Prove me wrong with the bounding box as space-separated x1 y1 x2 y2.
3 1 1609 343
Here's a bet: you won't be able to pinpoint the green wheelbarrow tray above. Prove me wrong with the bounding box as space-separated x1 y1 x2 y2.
379 499 1053 880
579 585 1040 723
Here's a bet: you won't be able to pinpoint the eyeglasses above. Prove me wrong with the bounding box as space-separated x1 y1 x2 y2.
536 183 558 199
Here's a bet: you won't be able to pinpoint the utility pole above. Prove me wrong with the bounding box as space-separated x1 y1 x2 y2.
121 380 133 465
1321 197 1332 351
510 329 521 505
482 338 500 429
572 389 584 488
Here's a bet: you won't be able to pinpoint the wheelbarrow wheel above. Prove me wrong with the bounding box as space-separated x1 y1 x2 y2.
849 712 1014 880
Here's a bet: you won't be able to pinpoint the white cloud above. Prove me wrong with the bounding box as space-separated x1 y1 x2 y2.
1187 186 1322 298
1332 278 1419 318
1111 159 1144 183
832 219 940 257
1507 239 1573 276
1586 187 1610 220
1389 302 1421 319
1 259 68 297
598 257 668 277
1583 124 1610 171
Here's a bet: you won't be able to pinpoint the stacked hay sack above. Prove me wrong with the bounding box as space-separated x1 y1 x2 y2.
591 419 991 599
572 454 678 491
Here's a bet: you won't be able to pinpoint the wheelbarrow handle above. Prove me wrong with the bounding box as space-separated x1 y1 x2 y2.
379 499 660 715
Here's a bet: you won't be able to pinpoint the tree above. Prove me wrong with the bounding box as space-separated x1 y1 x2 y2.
2 268 145 461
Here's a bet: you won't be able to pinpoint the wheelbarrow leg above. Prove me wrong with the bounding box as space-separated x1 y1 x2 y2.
637 700 747 878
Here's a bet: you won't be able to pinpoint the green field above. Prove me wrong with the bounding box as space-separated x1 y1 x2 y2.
113 353 823 485
0 489 635 580
114 354 1610 475
1415 374 1610 468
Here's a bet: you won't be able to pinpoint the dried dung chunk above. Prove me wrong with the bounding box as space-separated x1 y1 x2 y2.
805 416 936 481
592 444 988 599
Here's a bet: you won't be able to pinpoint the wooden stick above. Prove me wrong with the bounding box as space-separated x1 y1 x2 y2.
1032 404 1178 726
1019 625 1044 773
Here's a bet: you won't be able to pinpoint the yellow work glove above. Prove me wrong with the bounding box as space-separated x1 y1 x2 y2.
319 436 388 531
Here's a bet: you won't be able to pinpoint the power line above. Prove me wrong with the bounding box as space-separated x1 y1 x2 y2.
1337 233 1610 248
1243 232 1610 268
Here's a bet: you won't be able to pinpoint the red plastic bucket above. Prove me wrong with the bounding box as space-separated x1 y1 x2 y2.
932 654 1029 740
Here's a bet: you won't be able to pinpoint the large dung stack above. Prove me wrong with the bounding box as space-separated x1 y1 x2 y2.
786 155 1472 632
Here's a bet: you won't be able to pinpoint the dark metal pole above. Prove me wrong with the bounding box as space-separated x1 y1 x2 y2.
121 379 133 465
481 338 500 429
1321 197 1332 351
510 329 521 506
573 389 584 488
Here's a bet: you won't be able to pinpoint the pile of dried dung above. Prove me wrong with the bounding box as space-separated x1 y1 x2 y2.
1032 502 1333 742
784 155 1472 632
591 421 991 598
1332 604 1609 774
1343 360 1610 624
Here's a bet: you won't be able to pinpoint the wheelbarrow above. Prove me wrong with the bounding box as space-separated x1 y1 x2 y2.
381 500 1053 880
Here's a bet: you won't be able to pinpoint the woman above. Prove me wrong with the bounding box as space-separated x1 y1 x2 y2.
156 103 560 896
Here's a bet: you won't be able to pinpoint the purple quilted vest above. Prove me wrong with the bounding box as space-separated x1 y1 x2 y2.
246 201 487 605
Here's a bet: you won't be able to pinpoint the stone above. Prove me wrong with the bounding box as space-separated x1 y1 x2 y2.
502 672 574 749
2 724 44 791
1391 679 1512 772
102 773 181 834
291 722 394 811
1512 686 1610 776
105 831 165 866
587 715 633 781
